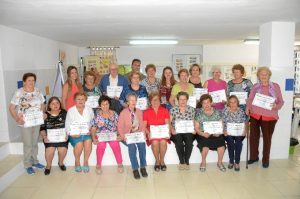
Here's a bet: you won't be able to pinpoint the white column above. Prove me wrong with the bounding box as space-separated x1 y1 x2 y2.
259 22 295 159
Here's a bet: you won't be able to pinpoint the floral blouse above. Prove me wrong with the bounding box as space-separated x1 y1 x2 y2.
170 106 195 127
195 108 222 130
83 85 102 97
141 78 160 94
222 107 247 131
91 110 119 134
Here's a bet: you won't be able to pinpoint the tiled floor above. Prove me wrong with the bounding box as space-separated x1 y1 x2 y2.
0 147 299 199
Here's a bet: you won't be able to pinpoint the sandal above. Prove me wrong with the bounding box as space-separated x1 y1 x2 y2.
234 163 240 171
228 163 234 169
82 166 90 173
160 165 167 171
217 163 226 172
118 165 124 173
199 163 206 172
75 166 82 173
95 166 102 175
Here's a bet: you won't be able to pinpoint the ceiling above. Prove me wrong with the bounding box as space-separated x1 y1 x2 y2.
0 0 299 47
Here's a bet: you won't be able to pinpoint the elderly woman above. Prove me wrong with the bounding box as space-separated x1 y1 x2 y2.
189 64 203 88
91 95 123 174
143 92 170 171
195 94 226 172
62 66 83 110
203 67 227 110
141 64 160 94
169 69 194 106
246 67 284 168
159 66 177 110
40 97 68 175
222 95 247 171
227 64 253 110
170 92 195 170
120 72 148 110
9 73 45 175
118 93 148 179
65 92 94 173
83 71 102 111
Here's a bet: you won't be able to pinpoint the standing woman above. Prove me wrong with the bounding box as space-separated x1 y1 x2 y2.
141 64 160 94
170 92 195 170
90 95 124 174
118 93 148 179
62 66 83 110
9 73 46 175
189 64 203 88
169 69 194 106
65 92 94 173
40 97 68 175
203 67 227 110
227 64 253 110
143 92 170 171
194 94 226 172
246 67 284 168
83 71 102 111
159 66 176 110
222 95 247 171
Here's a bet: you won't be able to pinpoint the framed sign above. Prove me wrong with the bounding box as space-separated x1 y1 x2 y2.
172 54 202 73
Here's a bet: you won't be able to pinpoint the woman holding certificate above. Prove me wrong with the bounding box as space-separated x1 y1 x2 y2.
65 92 94 173
159 66 177 110
246 67 284 168
203 67 227 110
9 73 46 175
40 97 68 175
118 93 148 179
222 95 247 171
141 64 160 94
62 66 83 110
169 69 194 107
119 72 149 111
83 71 102 111
227 64 253 110
194 94 226 172
143 92 170 171
90 95 124 174
170 92 195 170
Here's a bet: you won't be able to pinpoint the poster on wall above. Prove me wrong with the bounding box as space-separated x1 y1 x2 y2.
84 55 111 75
172 54 202 73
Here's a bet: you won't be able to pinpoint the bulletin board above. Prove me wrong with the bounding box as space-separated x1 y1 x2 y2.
84 55 110 75
172 54 202 73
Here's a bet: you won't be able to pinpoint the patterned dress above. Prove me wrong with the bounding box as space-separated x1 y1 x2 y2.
222 107 247 133
141 78 160 94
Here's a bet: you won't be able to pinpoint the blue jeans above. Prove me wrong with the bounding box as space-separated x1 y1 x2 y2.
127 143 147 170
225 136 245 164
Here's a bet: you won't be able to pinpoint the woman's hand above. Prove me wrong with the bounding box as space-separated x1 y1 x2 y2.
171 128 176 135
43 136 49 143
92 138 98 145
271 103 277 110
117 134 123 141
43 113 47 120
16 113 25 125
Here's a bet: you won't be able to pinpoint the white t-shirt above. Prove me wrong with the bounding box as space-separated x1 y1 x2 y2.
109 75 118 87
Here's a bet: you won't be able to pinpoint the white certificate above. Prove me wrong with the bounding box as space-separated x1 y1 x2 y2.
107 86 123 98
23 110 44 128
150 124 170 139
252 93 275 110
175 120 194 134
230 92 248 105
209 90 227 103
136 97 148 110
97 132 117 142
203 121 223 134
193 88 208 100
47 128 66 143
125 132 145 144
85 96 100 108
187 96 197 108
227 123 245 136
69 122 90 135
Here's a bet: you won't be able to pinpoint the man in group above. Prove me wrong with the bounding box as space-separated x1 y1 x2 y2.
125 58 146 81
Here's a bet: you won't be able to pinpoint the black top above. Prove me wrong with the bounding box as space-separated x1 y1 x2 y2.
40 109 67 133
189 80 203 88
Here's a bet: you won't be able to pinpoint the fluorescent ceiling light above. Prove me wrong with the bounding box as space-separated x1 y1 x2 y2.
129 40 178 45
244 39 260 45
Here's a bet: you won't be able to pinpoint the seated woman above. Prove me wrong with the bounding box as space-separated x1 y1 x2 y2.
118 93 148 179
194 94 226 172
170 91 195 170
91 95 124 174
222 95 247 171
40 97 68 175
65 92 94 173
143 92 170 171
120 72 148 111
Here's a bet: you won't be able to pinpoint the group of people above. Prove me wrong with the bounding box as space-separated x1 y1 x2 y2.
9 58 284 180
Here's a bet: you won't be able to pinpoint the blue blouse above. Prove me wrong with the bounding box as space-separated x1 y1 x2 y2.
119 84 148 106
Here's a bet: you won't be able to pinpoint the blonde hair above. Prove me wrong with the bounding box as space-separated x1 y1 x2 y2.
257 66 272 77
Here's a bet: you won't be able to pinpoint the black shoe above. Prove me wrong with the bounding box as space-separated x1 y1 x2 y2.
140 168 148 177
58 164 66 171
154 165 160 172
262 162 269 168
44 168 51 175
160 165 167 171
133 170 140 179
247 158 259 164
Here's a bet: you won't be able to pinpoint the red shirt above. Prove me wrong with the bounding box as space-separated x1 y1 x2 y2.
143 105 170 131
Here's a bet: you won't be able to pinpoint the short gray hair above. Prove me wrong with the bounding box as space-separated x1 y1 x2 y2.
210 66 221 75
126 92 138 102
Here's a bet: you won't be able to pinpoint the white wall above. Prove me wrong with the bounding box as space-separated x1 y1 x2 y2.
0 25 79 141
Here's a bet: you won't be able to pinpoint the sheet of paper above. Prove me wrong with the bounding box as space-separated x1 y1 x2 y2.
23 110 44 128
150 124 170 139
229 92 248 105
136 97 148 110
97 132 117 142
209 89 227 103
187 95 197 108
47 128 66 143
175 120 194 134
193 88 208 100
203 121 223 134
85 96 100 108
107 86 123 98
252 93 275 110
69 122 90 135
227 123 245 136
125 132 145 144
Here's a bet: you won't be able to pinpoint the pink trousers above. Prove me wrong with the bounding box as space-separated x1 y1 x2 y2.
96 141 123 167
